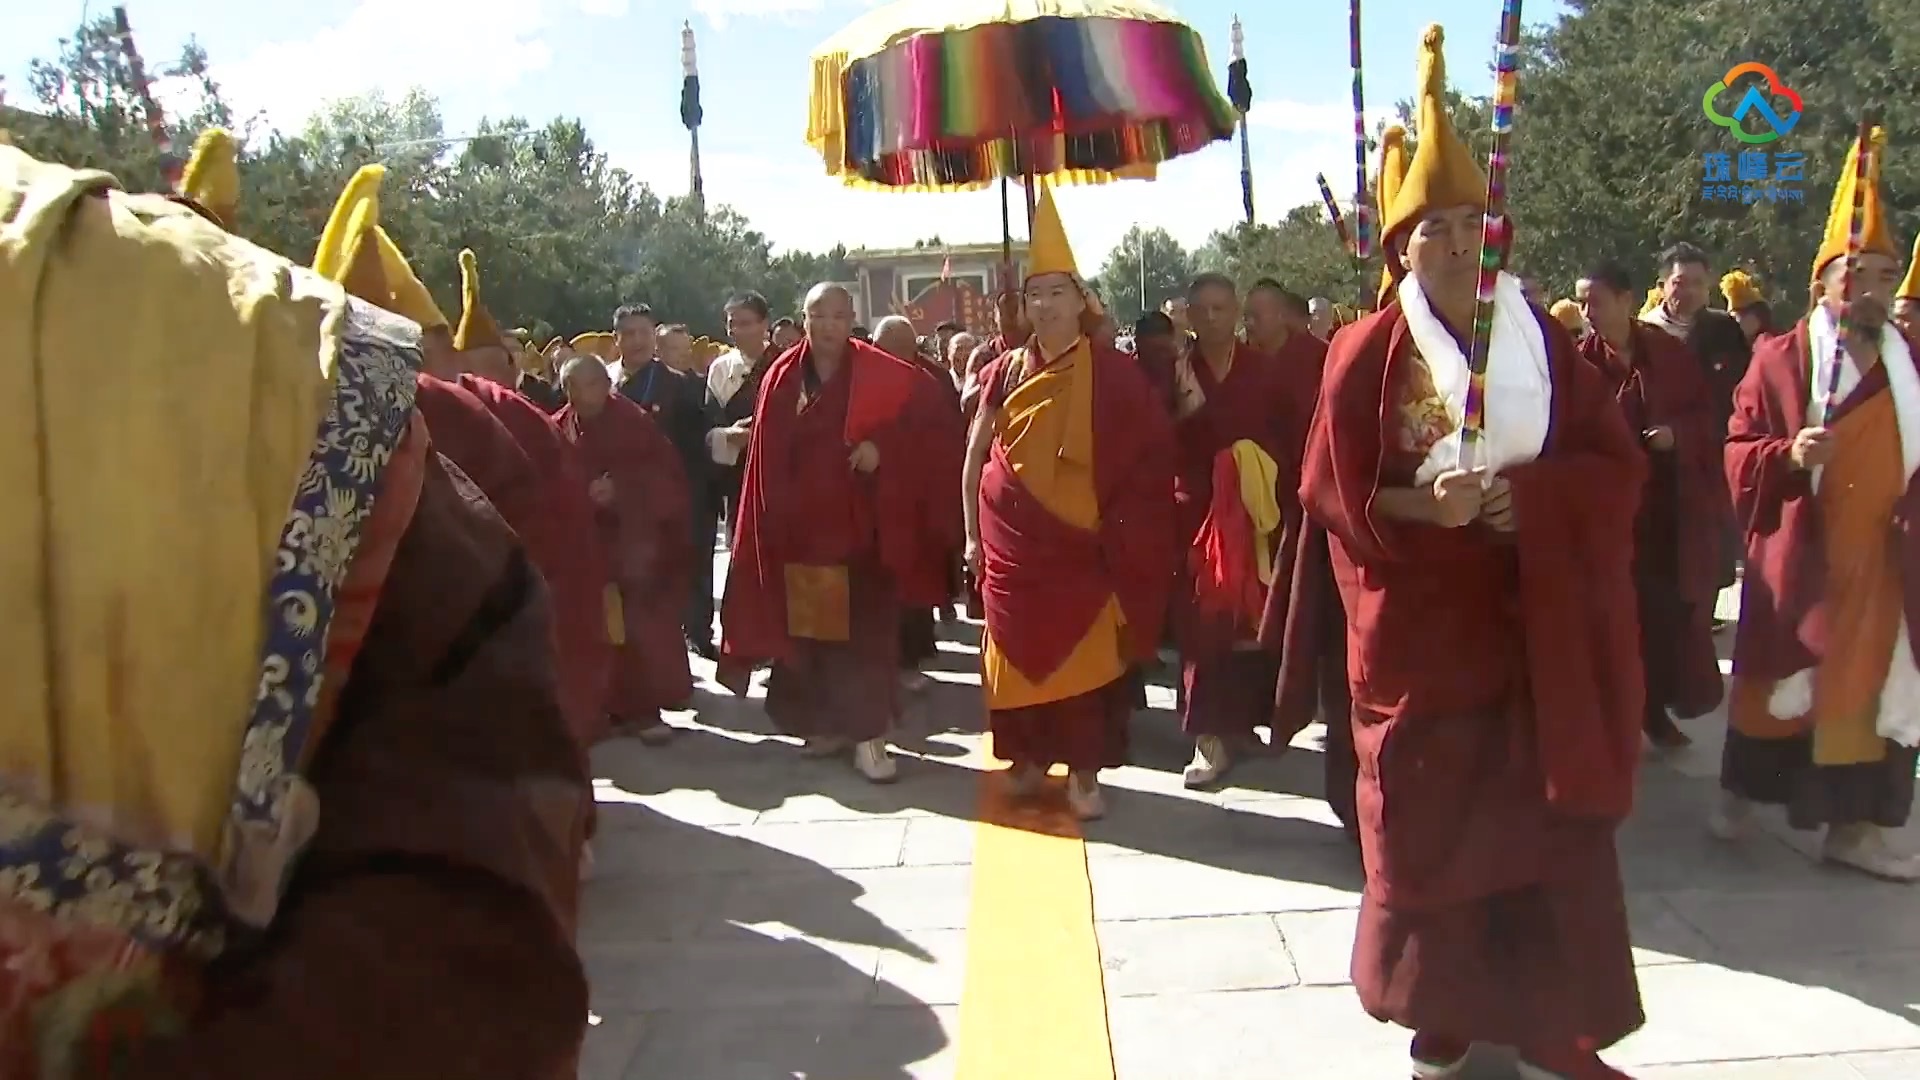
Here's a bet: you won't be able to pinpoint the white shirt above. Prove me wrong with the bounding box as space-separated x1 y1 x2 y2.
704 347 770 465
707 348 754 405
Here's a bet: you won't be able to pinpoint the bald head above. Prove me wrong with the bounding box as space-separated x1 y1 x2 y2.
804 282 855 353
1308 296 1334 338
805 282 853 311
873 315 918 360
559 354 612 416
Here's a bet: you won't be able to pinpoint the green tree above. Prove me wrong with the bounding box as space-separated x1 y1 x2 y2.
8 14 854 341
11 15 228 188
1497 0 1918 300
1194 208 1375 307
1094 225 1196 324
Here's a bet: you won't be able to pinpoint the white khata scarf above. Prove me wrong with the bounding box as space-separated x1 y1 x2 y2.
1398 270 1552 485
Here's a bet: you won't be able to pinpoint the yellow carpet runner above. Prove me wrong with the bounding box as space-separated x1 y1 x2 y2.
954 741 1115 1079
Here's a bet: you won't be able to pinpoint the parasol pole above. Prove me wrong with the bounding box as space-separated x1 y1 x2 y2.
1000 179 1013 265
1456 0 1524 472
1138 231 1148 315
1811 109 1881 428
1348 0 1371 259
111 6 182 188
1228 16 1254 224
681 21 705 213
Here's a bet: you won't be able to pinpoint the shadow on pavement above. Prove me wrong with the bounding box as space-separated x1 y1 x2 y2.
578 797 950 1078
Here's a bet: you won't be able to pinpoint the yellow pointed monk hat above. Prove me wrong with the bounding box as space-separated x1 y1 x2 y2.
1024 181 1102 317
178 127 239 229
1719 269 1763 310
571 331 617 360
1811 126 1898 283
1374 124 1410 304
1382 26 1486 251
311 165 388 306
453 249 506 350
373 228 448 329
1898 234 1920 300
1547 298 1582 330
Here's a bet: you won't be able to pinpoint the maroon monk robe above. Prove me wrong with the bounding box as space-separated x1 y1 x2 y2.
977 342 1178 770
558 394 696 725
1721 321 1920 824
720 339 962 740
1174 341 1299 741
414 374 542 533
453 374 615 748
900 354 967 665
1253 332 1354 828
1580 324 1731 721
130 452 591 1080
1305 303 1646 1051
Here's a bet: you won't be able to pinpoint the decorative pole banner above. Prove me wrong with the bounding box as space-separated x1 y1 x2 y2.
1814 110 1881 426
1228 16 1254 225
681 21 705 203
1457 0 1523 469
1348 0 1370 259
1315 172 1352 251
112 6 181 187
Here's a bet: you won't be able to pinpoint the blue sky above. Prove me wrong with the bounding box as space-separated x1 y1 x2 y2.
3 0 1525 266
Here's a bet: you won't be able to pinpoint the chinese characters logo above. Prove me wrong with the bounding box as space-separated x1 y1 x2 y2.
1700 63 1805 205
1702 63 1803 143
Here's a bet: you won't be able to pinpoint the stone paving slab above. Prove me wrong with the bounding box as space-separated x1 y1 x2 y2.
578 601 1920 1078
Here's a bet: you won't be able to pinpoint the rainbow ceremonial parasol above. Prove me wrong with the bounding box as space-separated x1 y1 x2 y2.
807 0 1235 192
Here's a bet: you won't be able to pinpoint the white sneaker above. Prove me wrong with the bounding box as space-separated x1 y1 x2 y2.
1067 772 1104 819
853 738 897 783
1823 824 1920 882
1183 735 1233 789
1707 789 1752 841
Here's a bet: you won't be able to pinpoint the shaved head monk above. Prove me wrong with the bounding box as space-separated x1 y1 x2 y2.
718 283 964 782
1297 26 1647 1077
964 185 1177 819
1171 272 1325 789
1714 127 1920 882
872 313 966 690
558 356 696 743
1576 260 1733 751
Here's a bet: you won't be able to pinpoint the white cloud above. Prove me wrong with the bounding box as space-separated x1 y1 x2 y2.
618 102 1367 269
694 0 830 30
206 0 622 133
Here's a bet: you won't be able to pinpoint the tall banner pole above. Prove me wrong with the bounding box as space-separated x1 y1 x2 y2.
1228 17 1254 224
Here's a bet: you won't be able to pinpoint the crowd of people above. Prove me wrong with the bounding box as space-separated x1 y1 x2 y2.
4 20 1920 1080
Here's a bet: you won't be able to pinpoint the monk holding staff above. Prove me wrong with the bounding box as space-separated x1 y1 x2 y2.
1299 26 1647 1078
1714 127 1920 882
